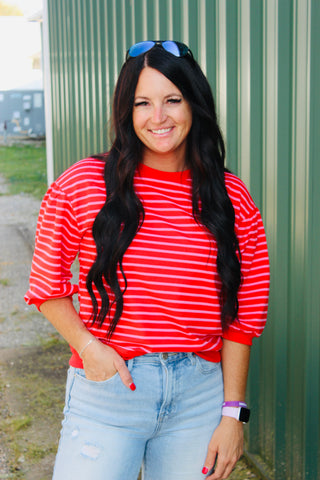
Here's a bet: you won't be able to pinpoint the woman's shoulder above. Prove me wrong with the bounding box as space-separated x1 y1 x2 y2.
224 171 249 194
224 171 257 216
54 156 107 193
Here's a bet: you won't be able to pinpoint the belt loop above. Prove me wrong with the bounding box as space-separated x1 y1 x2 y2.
188 352 196 365
127 358 134 370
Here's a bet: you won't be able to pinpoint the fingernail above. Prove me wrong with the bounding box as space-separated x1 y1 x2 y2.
129 383 136 391
202 467 208 475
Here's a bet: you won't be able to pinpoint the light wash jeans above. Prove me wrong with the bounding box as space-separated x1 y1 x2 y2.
52 352 223 480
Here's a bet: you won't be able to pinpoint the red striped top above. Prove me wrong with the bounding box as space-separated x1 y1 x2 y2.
25 158 270 367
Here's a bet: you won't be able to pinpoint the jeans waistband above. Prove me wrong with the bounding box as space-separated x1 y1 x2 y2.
130 352 195 365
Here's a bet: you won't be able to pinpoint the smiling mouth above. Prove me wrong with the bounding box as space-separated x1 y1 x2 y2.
150 127 173 134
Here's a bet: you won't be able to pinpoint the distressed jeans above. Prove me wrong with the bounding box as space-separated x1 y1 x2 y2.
52 352 223 480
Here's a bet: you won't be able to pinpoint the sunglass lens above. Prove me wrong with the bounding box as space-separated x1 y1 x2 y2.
162 41 181 57
128 41 155 58
175 42 190 56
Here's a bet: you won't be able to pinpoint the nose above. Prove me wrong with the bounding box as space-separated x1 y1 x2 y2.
152 104 167 124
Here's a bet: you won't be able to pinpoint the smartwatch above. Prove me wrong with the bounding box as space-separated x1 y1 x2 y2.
222 401 251 424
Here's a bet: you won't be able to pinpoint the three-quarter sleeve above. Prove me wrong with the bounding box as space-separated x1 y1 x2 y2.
223 176 270 345
24 183 81 309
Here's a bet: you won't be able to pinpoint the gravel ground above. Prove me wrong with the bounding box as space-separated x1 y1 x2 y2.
0 182 57 349
0 180 58 477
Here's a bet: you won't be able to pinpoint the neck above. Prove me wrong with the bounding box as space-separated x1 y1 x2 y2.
141 148 188 173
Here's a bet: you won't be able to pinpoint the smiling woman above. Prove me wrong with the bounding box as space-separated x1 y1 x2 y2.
132 67 192 172
25 40 269 480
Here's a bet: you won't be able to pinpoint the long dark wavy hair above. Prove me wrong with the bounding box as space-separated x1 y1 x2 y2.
86 44 241 338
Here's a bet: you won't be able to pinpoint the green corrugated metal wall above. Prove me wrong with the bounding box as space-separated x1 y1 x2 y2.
43 1 320 478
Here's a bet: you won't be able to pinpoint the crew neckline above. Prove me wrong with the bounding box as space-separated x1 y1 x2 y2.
137 162 192 183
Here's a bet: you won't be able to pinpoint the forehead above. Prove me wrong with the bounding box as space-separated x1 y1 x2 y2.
135 67 182 97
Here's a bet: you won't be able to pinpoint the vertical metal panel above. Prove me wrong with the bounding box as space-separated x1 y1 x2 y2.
272 1 292 477
305 4 320 478
42 0 54 184
216 0 227 147
287 3 310 476
262 0 279 471
43 1 320 478
238 0 251 185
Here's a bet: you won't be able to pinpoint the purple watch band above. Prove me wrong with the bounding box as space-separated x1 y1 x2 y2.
222 401 248 408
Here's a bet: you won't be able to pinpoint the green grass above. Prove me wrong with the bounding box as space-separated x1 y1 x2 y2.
0 340 70 476
9 415 33 432
0 143 47 199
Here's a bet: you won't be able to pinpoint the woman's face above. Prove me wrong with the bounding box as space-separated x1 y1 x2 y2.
132 67 192 170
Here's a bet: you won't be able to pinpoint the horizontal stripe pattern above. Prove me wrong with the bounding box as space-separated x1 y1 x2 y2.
25 158 269 365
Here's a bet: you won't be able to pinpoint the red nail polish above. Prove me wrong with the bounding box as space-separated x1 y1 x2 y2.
130 383 136 391
202 467 208 475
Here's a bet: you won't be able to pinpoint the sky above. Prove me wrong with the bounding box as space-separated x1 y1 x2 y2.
4 0 43 16
0 0 43 90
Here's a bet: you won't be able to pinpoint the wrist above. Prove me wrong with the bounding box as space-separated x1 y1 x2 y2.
78 336 97 359
221 401 251 424
220 414 244 427
222 401 247 408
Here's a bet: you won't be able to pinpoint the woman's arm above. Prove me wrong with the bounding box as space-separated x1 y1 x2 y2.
40 297 135 389
202 339 251 479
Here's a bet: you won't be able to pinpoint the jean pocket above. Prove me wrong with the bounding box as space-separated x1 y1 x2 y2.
74 368 120 386
194 355 221 375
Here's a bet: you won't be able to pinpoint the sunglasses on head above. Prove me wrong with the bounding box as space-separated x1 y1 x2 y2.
126 40 193 61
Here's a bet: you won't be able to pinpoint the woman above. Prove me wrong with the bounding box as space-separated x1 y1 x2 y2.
25 41 269 480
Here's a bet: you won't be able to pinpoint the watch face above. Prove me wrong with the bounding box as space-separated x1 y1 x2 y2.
239 407 251 423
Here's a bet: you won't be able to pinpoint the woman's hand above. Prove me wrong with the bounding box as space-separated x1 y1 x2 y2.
39 298 136 391
81 338 135 390
201 338 250 478
202 416 244 479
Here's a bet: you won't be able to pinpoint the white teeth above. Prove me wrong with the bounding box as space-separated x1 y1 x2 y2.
151 128 172 134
